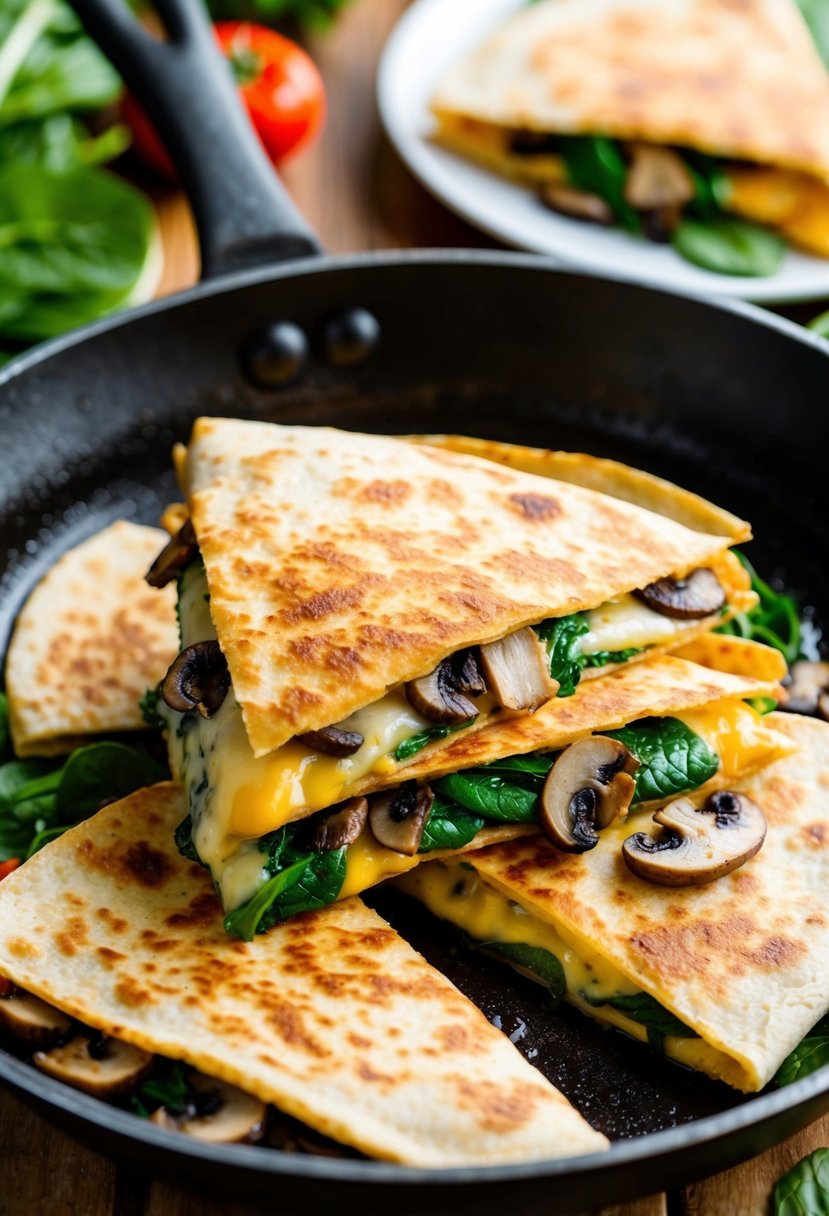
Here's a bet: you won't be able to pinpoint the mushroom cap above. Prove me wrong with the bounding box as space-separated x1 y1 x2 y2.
303 797 368 852
634 568 725 620
0 990 71 1047
150 1073 266 1144
145 519 197 589
624 143 695 210
785 660 829 716
368 783 434 855
540 735 639 853
405 653 482 725
34 1035 153 1099
622 791 767 887
297 725 364 757
161 641 230 719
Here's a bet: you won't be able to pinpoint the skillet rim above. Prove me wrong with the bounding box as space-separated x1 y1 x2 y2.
1 245 829 1187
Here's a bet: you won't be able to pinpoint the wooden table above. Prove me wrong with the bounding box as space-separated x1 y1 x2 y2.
2 2 826 1212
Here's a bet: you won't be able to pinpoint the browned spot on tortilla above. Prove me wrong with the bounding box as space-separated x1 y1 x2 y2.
77 838 173 889
436 1023 476 1052
7 937 40 959
283 586 365 625
507 492 560 521
357 1063 397 1084
268 1006 330 1058
748 935 805 969
807 914 826 926
164 891 220 929
348 1033 372 1050
451 1076 541 1133
114 976 156 1008
95 907 128 933
357 480 412 505
802 822 828 847
53 915 89 958
96 947 126 966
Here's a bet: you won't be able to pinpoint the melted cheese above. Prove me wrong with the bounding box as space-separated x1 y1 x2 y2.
340 833 420 899
580 594 690 655
677 700 792 785
397 861 749 1088
725 167 829 258
434 115 567 185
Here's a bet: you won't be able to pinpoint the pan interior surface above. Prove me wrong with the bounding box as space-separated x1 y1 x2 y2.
0 256 827 1206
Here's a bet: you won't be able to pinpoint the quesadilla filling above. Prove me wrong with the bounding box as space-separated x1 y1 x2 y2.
165 589 785 936
437 119 829 275
392 858 750 1090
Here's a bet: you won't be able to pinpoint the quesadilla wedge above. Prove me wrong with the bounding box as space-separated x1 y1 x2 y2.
431 0 829 272
0 782 608 1166
5 522 179 757
396 712 829 1093
153 419 755 925
171 649 791 939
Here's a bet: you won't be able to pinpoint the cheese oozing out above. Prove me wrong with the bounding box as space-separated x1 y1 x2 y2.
164 564 734 912
394 860 752 1090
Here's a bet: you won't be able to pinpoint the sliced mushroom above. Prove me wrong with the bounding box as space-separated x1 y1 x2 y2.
303 797 368 852
622 790 767 887
784 660 829 716
151 1072 266 1144
296 725 364 757
540 182 614 225
634 568 725 620
368 782 434 855
479 628 558 713
34 1035 153 1099
0 990 72 1047
145 518 197 588
405 650 484 725
640 204 683 244
540 736 639 853
161 641 230 718
624 144 694 211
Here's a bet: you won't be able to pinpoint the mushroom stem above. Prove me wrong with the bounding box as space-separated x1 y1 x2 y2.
479 628 558 713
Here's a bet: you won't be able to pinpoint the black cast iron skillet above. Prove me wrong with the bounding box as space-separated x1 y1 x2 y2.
1 0 828 1210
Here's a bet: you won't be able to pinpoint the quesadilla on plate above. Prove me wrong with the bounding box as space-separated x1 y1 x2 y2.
5 522 179 757
150 419 755 929
396 712 829 1092
431 0 829 274
0 782 608 1166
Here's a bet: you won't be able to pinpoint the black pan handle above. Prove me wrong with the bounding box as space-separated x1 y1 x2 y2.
69 0 322 278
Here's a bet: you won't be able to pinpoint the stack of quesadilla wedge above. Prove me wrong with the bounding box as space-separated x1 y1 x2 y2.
149 418 760 935
0 783 608 1165
396 712 829 1092
431 0 829 269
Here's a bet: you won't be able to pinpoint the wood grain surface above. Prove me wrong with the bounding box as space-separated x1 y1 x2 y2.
2 1 826 1213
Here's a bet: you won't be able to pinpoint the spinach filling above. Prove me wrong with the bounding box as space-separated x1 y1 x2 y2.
200 715 720 940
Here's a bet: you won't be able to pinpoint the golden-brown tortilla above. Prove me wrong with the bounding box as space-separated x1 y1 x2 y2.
0 783 607 1165
5 523 179 757
432 0 829 183
183 418 745 758
446 712 829 1091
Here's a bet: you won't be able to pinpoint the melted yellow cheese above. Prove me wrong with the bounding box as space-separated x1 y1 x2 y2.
677 700 793 785
397 861 749 1088
434 115 567 185
340 833 420 899
725 167 829 258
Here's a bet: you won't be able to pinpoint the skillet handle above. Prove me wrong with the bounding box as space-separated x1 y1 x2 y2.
69 0 322 278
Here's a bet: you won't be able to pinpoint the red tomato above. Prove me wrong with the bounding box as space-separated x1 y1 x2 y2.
0 859 20 881
122 22 326 182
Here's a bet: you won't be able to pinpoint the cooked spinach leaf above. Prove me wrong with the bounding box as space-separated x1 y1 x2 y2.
774 1147 829 1216
672 216 786 277
419 797 485 852
223 845 346 940
535 613 590 698
558 135 640 231
775 1014 829 1087
394 718 475 763
606 717 720 803
716 551 806 665
173 813 202 865
582 645 643 669
433 772 538 822
581 989 697 1050
475 753 553 781
139 685 165 730
131 1060 190 1119
483 941 566 1005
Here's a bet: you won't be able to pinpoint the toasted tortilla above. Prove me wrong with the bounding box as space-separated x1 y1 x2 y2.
0 783 607 1166
417 713 829 1092
5 523 179 757
432 0 829 183
183 418 745 758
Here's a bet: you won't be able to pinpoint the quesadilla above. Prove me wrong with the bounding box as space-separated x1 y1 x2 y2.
174 649 790 939
396 712 829 1093
431 0 829 271
151 419 756 928
5 522 179 757
0 783 608 1166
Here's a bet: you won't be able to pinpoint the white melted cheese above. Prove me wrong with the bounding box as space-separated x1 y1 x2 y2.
579 595 689 655
396 861 748 1088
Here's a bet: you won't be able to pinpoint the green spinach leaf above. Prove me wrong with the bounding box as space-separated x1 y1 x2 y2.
774 1147 829 1216
223 846 346 940
419 797 485 852
56 742 166 819
558 136 640 230
716 551 805 665
483 940 566 1004
475 753 553 781
434 772 538 822
393 718 475 762
775 1014 829 1087
534 613 590 697
798 0 829 71
581 989 697 1050
607 717 720 803
131 1061 190 1119
672 216 786 277
582 645 643 668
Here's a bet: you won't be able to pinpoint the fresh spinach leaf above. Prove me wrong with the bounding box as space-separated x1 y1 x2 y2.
775 1014 829 1087
0 114 129 168
25 823 67 858
606 717 720 803
483 941 566 1004
581 989 697 1050
774 1147 829 1216
418 797 485 852
535 613 590 698
0 758 57 812
56 742 166 820
716 551 805 665
672 216 786 277
393 718 475 762
434 772 539 822
558 136 640 231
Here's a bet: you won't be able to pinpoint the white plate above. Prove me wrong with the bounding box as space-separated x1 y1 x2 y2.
377 0 829 304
